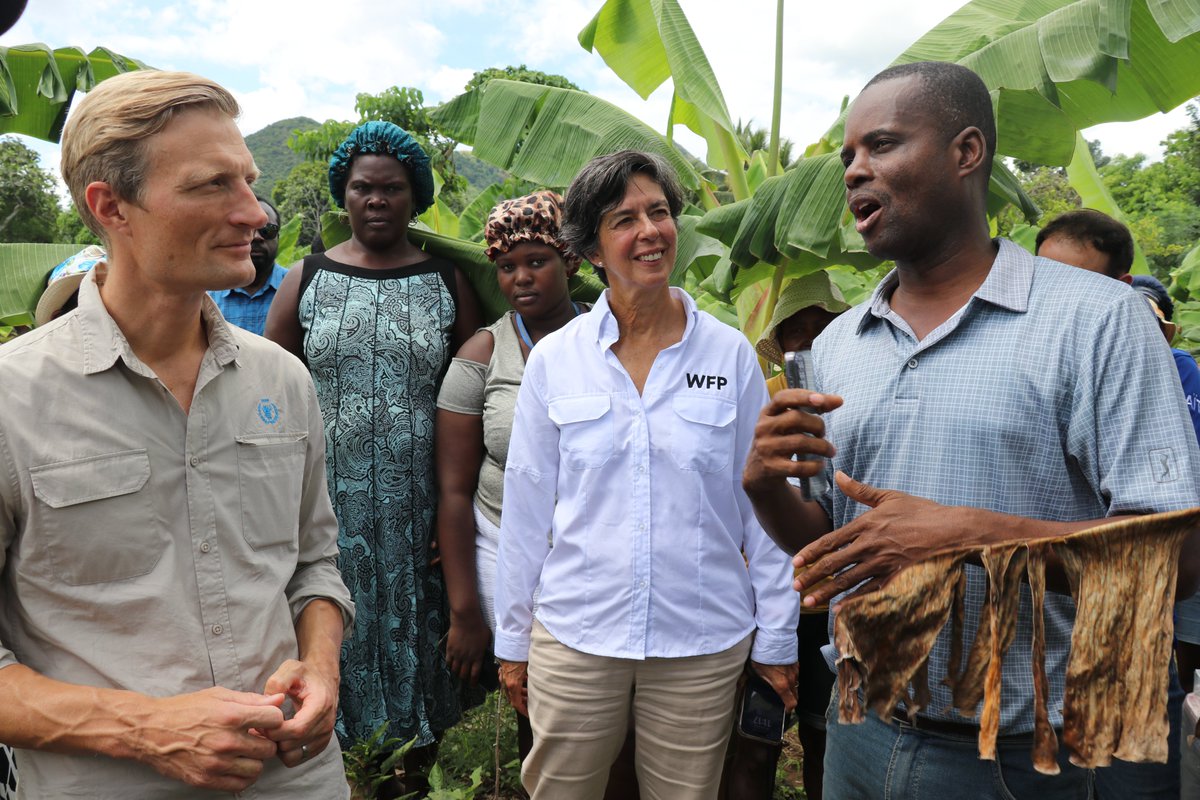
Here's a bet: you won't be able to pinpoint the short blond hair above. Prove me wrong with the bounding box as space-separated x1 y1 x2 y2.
60 70 240 239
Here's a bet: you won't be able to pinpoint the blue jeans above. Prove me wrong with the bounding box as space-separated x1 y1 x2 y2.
823 696 1092 800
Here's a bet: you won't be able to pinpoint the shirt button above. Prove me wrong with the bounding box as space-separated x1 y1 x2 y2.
640 580 648 589
907 358 918 369
199 541 211 553
211 624 223 636
189 455 200 467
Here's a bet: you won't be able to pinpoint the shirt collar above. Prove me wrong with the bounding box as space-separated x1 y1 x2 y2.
591 286 699 350
76 266 242 376
855 238 1033 334
212 263 285 299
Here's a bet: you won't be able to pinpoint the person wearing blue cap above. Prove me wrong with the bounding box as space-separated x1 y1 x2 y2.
266 121 482 797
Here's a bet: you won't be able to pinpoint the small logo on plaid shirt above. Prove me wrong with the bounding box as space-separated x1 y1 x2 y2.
1149 448 1177 483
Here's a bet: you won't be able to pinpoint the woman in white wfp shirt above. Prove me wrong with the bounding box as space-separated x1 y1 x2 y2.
493 150 800 800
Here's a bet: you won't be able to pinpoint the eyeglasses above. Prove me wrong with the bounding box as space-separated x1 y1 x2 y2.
257 223 280 241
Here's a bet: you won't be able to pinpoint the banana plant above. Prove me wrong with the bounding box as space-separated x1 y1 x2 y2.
0 44 146 141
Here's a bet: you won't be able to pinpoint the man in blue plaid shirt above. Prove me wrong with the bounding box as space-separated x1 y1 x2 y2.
743 61 1200 800
209 196 288 335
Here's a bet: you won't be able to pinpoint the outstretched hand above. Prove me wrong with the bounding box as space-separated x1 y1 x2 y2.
793 471 975 607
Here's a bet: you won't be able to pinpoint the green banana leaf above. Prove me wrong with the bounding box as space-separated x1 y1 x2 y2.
579 0 748 174
458 183 507 242
0 45 146 142
429 80 701 192
0 243 85 325
897 0 1200 164
1062 131 1152 273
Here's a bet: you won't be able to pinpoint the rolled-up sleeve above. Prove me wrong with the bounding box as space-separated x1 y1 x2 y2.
494 350 559 662
286 378 354 633
736 350 800 664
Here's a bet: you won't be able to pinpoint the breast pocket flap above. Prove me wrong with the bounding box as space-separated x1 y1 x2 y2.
547 395 612 426
672 395 737 427
30 450 151 509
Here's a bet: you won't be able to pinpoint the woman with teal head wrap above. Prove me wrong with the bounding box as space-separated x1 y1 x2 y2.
327 120 435 215
266 121 482 796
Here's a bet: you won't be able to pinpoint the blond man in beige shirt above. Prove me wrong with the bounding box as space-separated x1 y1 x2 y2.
0 71 353 798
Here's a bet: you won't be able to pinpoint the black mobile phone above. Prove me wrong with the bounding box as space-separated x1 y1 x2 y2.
782 350 828 502
737 674 788 744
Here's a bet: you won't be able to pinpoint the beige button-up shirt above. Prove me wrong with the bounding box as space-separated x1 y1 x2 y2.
0 272 354 798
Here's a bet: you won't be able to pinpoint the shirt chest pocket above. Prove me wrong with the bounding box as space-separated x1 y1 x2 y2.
548 395 614 470
670 396 737 473
29 450 166 585
236 433 307 550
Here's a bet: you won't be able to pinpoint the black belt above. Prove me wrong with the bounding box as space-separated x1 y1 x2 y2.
890 713 1049 742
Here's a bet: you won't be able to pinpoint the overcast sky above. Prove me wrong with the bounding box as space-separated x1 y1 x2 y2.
4 0 1195 183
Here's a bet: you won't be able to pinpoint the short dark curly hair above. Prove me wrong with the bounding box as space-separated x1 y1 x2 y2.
560 150 685 284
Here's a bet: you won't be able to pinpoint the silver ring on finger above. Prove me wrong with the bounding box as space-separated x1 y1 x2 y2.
300 744 309 760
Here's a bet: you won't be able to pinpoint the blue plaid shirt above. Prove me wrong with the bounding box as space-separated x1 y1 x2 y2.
815 239 1200 734
208 264 288 336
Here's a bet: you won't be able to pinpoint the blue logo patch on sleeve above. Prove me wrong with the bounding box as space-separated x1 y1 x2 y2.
257 398 281 425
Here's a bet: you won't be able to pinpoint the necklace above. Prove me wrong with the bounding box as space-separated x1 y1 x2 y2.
516 302 580 350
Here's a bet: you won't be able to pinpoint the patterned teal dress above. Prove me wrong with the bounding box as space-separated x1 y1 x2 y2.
298 252 462 746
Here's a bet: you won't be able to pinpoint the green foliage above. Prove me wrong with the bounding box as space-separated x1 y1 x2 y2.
273 161 334 251
0 242 82 325
341 722 418 800
275 214 310 267
436 692 523 797
454 152 506 193
0 45 146 142
55 203 102 246
244 116 319 198
996 163 1082 236
426 765 483 799
1093 102 1200 275
0 136 61 243
464 65 581 93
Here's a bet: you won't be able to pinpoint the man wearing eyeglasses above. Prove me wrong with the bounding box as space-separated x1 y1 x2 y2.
208 196 287 335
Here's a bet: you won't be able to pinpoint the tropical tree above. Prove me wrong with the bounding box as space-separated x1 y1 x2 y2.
0 136 60 243
463 65 581 93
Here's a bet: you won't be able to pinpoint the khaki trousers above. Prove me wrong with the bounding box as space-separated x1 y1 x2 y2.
524 621 752 800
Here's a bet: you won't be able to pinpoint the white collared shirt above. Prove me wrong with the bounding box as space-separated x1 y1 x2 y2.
494 288 798 664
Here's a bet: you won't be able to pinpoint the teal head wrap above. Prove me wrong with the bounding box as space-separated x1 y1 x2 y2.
328 121 435 213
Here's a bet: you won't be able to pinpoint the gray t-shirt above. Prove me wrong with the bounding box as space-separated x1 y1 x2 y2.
437 311 527 527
